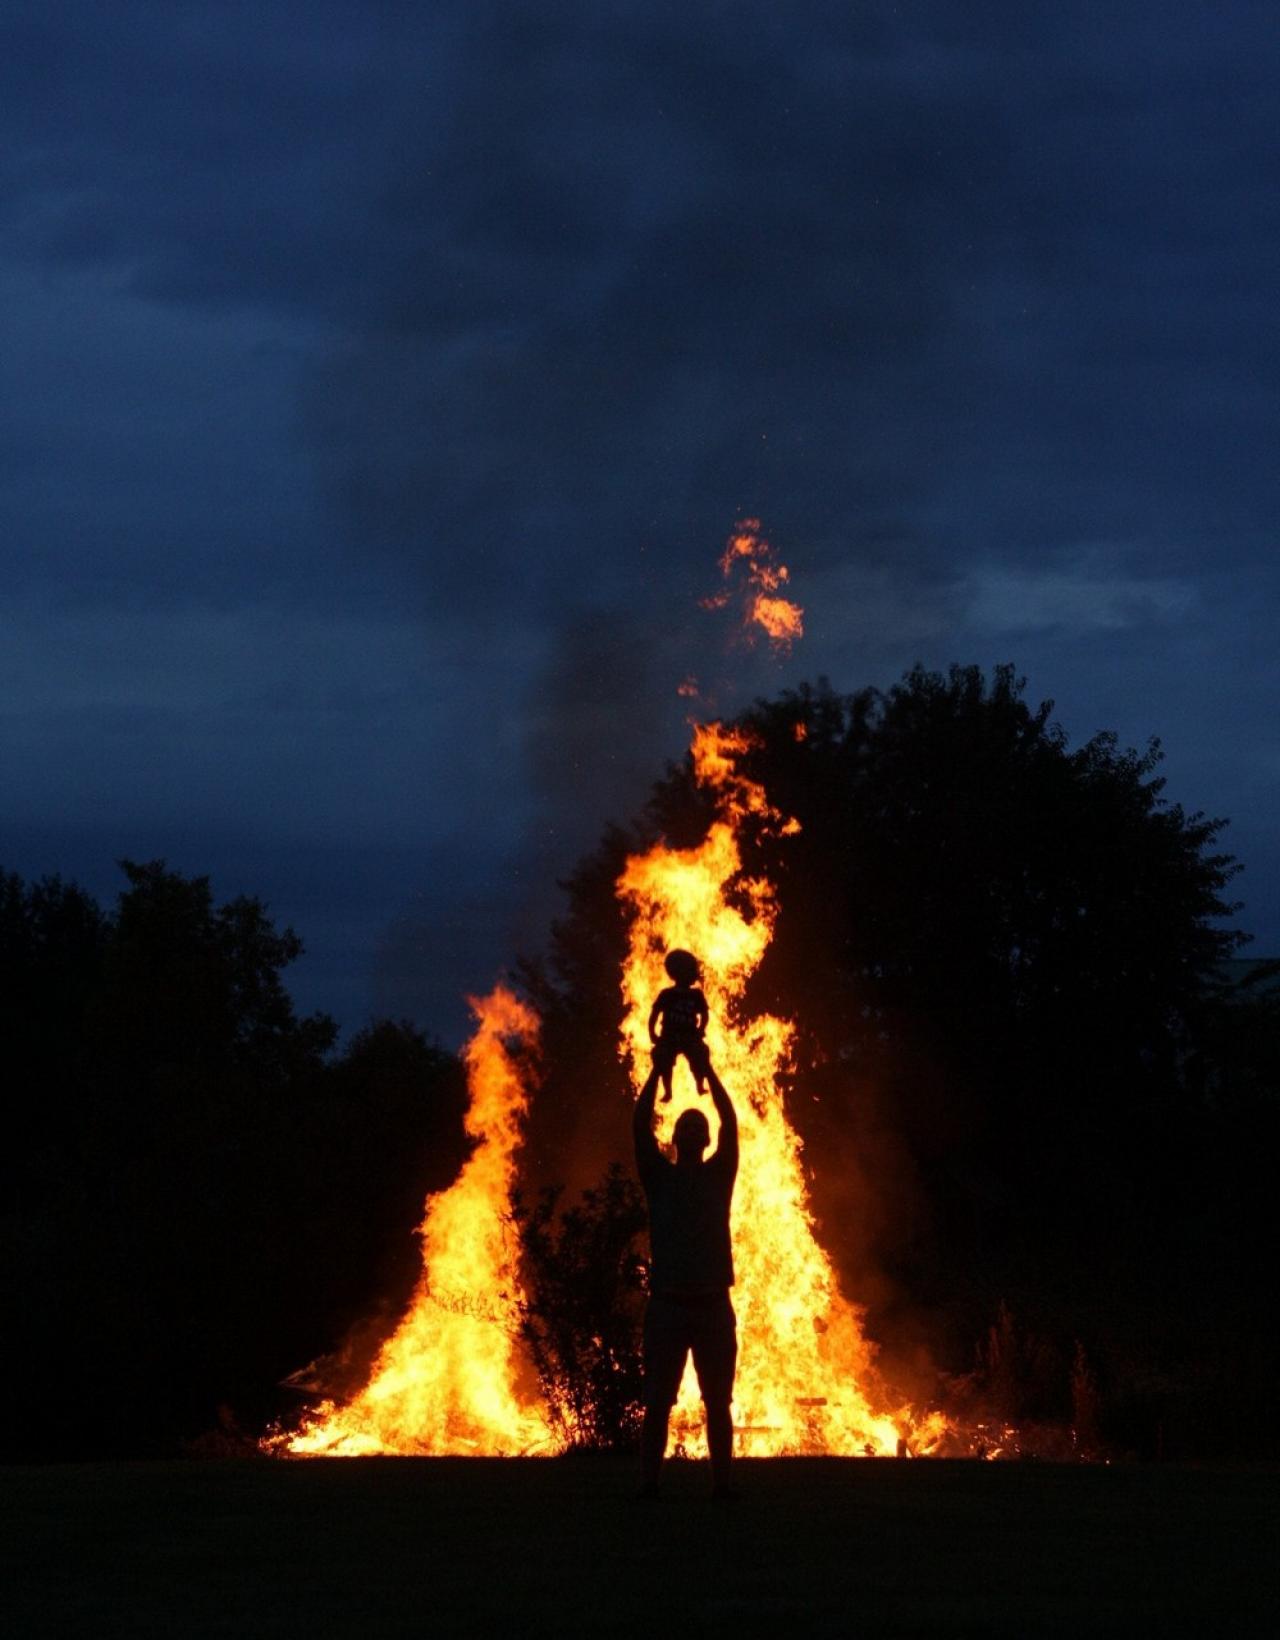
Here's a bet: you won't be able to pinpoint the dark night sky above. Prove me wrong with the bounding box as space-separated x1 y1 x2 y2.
3 2 1277 1043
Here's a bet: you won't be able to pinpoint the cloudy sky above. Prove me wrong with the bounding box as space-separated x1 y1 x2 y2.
4 1 1276 1042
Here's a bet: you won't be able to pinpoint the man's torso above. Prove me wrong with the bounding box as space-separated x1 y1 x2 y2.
641 1154 736 1294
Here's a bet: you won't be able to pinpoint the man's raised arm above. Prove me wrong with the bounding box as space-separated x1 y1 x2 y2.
703 1057 739 1173
632 1062 663 1173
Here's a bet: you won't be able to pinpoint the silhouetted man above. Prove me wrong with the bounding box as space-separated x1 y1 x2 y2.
632 1044 739 1497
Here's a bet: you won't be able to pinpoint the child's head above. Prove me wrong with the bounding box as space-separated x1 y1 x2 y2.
664 948 700 986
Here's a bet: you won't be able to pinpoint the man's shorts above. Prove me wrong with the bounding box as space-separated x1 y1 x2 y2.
643 1290 737 1411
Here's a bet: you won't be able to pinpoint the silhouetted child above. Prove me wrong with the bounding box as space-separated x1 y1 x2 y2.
648 949 710 1103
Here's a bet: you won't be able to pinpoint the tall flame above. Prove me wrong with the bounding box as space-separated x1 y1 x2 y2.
282 986 549 1456
618 724 942 1456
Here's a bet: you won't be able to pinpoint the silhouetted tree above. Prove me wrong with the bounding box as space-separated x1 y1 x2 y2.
294 1019 469 1390
513 1164 647 1451
3 871 110 1209
719 668 1246 1324
1 861 468 1458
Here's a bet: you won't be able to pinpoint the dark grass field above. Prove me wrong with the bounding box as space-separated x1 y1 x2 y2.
4 1457 1277 1637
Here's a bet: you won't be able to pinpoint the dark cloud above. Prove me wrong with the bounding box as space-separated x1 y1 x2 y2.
298 4 1278 606
1 2 1277 1038
305 10 1003 601
0 2 397 317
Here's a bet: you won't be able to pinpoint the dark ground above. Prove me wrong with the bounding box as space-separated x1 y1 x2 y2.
4 1457 1277 1637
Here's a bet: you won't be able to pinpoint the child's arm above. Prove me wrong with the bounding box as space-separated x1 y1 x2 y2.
693 987 709 1033
647 989 666 1044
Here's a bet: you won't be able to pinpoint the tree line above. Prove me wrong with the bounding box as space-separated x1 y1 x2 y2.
4 665 1277 1459
1 861 467 1458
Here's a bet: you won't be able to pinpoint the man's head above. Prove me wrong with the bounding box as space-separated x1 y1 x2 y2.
672 1107 711 1166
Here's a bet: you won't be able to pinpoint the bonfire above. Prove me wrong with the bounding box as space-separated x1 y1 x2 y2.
276 524 950 1459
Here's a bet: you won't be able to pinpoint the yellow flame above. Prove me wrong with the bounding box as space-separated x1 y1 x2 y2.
282 986 550 1456
619 722 941 1456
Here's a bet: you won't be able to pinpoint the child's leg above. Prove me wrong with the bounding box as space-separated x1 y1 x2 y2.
685 1042 708 1092
673 1045 706 1095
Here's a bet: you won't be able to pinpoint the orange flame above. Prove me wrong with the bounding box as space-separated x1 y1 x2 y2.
618 723 946 1456
750 594 805 645
704 519 805 652
281 987 550 1456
